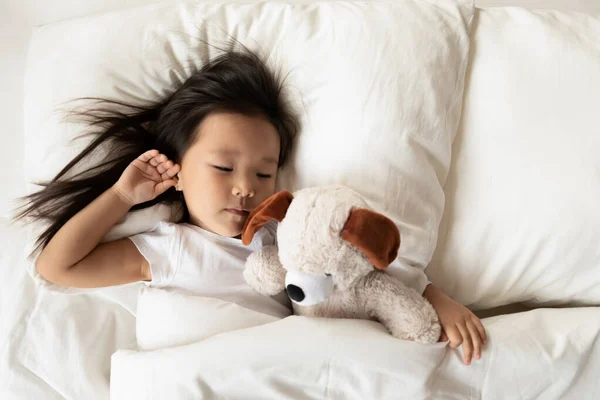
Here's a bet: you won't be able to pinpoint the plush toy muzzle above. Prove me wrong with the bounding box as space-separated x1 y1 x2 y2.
285 269 334 306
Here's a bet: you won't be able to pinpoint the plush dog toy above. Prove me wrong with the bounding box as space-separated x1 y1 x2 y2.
242 186 441 344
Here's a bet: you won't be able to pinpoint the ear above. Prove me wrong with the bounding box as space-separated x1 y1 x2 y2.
341 208 400 270
242 190 294 245
175 172 183 191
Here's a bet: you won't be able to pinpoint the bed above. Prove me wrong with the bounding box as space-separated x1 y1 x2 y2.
1 1 599 398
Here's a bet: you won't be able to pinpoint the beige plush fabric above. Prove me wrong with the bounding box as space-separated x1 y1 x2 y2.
242 186 441 344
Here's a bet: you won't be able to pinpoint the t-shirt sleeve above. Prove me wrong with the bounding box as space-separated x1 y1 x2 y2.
386 258 430 295
127 221 181 288
261 220 278 246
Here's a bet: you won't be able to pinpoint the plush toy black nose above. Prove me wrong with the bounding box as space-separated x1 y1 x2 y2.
286 284 305 302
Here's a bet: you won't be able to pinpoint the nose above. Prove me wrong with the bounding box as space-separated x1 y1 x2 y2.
232 177 255 198
286 284 305 302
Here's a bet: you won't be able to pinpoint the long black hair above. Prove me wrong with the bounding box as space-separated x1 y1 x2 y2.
14 49 298 256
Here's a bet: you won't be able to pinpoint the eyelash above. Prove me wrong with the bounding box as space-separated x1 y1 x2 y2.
213 166 272 179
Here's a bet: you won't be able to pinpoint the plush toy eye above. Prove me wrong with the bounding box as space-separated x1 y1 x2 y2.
286 270 335 306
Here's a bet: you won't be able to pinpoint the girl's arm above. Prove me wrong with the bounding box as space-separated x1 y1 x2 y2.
36 150 180 288
424 284 487 365
36 187 147 287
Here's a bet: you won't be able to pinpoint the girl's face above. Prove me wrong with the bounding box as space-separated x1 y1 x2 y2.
178 111 281 237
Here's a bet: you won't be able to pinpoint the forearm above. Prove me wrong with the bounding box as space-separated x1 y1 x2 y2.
423 283 438 298
37 186 133 270
423 283 455 306
423 283 455 315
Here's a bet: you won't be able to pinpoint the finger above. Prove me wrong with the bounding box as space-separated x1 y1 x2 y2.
149 156 160 167
472 316 487 345
137 149 159 162
439 331 448 342
466 320 482 360
149 153 167 167
157 160 172 174
155 179 177 195
163 163 181 179
446 327 463 349
135 159 160 178
456 323 473 365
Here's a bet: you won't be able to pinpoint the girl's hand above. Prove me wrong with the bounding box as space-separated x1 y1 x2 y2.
113 149 180 206
424 284 487 365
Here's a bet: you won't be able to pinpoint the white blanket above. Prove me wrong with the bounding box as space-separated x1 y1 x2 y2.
3 223 599 399
111 287 600 400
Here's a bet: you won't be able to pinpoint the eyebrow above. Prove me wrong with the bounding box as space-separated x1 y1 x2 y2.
209 150 278 165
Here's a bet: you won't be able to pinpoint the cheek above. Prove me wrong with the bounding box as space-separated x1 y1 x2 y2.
203 173 232 203
183 168 226 206
255 178 277 201
263 181 277 197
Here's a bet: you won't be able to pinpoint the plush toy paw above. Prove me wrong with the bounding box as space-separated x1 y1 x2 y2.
397 301 441 344
243 245 286 296
364 272 442 344
386 294 442 344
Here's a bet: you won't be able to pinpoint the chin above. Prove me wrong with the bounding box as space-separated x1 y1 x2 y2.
217 224 243 238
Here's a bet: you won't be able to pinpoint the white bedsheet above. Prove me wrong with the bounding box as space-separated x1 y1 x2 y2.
111 288 600 400
0 219 140 399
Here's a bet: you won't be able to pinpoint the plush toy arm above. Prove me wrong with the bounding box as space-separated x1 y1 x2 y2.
361 272 441 344
243 245 287 296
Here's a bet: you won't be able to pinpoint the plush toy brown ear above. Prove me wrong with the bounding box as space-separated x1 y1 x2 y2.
242 190 294 245
341 208 401 270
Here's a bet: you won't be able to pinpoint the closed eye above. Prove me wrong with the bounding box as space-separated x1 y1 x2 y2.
257 173 272 179
213 166 233 172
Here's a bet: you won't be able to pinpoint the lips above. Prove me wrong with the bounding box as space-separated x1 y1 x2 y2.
225 208 250 216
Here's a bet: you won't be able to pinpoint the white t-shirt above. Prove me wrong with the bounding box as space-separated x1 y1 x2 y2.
388 258 430 296
128 220 429 319
128 221 292 318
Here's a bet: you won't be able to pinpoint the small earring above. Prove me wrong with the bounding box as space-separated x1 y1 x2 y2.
175 173 182 191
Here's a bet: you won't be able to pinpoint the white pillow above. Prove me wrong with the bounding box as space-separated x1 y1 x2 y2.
428 7 600 309
23 0 474 293
136 286 279 351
